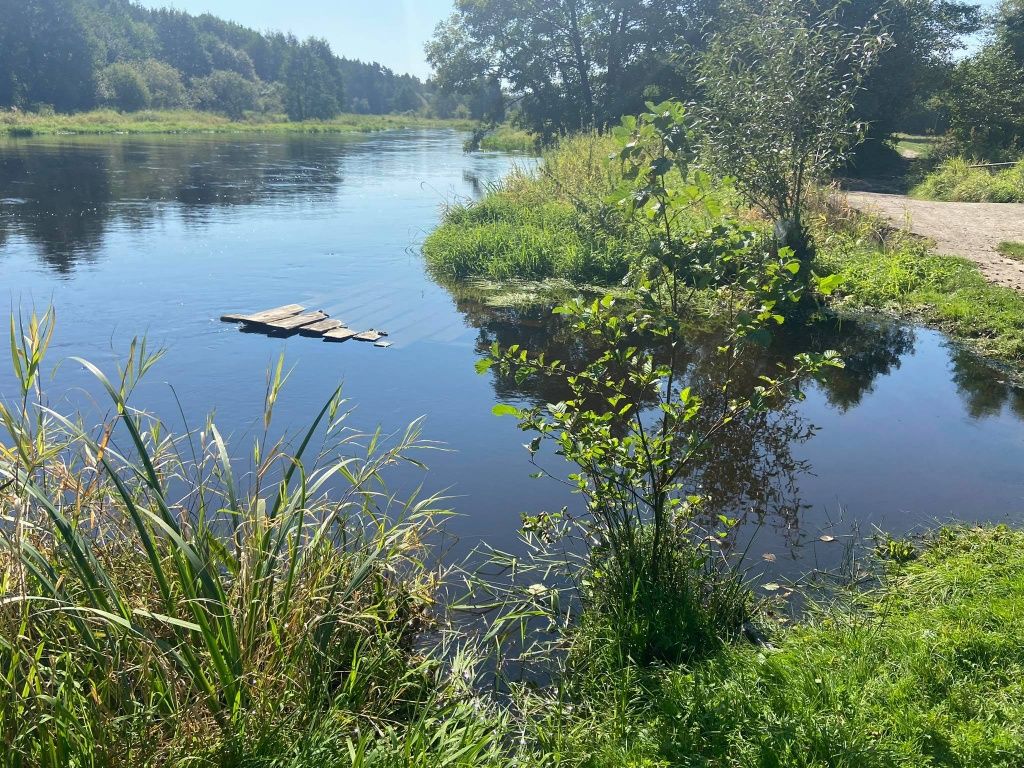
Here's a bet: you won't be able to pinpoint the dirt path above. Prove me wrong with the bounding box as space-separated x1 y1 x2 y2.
845 191 1024 291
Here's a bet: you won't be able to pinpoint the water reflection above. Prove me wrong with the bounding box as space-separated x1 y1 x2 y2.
450 287 983 547
0 136 358 272
949 348 1024 419
4 131 1024 583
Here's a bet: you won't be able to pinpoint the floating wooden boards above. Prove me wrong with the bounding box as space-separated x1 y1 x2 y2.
221 304 390 346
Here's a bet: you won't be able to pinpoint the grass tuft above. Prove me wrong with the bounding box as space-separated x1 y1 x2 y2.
912 157 1024 202
998 241 1024 261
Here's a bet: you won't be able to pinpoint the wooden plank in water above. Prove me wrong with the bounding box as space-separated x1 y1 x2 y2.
221 304 304 324
298 318 345 336
256 311 329 331
323 328 358 343
353 330 383 342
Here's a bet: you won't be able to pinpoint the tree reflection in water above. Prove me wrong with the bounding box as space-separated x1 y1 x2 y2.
450 285 927 547
0 136 348 273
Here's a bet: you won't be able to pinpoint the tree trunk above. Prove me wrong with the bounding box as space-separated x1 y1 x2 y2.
566 0 595 129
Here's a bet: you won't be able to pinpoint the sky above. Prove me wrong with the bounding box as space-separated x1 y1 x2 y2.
136 0 456 78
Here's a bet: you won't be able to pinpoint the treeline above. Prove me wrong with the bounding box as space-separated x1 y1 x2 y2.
946 0 1024 158
0 0 473 121
427 0 988 149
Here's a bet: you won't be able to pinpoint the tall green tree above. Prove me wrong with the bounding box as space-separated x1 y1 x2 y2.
947 0 1024 157
695 0 888 271
0 0 99 111
284 39 345 121
426 0 713 136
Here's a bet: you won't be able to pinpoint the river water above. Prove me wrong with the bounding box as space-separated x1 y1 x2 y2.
2 129 1023 583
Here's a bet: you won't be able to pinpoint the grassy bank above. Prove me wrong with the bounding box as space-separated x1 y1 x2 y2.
426 135 1024 372
477 125 540 152
0 108 476 137
816 223 1024 368
539 525 1024 766
425 135 639 282
912 157 1024 202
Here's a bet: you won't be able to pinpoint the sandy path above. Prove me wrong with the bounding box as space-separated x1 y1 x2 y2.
845 191 1024 291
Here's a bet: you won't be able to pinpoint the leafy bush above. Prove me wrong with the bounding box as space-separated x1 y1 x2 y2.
191 70 260 119
97 63 151 112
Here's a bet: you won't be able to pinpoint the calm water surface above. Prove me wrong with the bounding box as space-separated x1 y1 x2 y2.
2 130 1023 581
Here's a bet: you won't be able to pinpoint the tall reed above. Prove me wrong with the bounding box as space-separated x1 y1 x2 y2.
0 310 502 766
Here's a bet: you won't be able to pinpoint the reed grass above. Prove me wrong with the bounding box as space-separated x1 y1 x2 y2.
477 126 540 153
0 309 503 767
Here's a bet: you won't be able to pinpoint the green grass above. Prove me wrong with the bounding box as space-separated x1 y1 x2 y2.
0 108 476 137
424 135 642 282
477 125 540 153
912 157 1024 202
893 133 940 159
534 525 1024 766
998 241 1024 260
817 227 1024 368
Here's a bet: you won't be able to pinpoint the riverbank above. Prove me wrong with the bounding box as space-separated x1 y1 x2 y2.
538 525 1024 766
0 108 476 137
425 135 1024 373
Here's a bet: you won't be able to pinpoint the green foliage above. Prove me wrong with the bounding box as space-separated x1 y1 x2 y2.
0 310 502 766
695 0 888 264
942 0 1024 159
473 106 841 669
0 0 464 121
190 70 261 119
284 39 345 121
97 62 151 112
912 157 1024 202
474 125 540 153
427 0 712 136
135 59 188 110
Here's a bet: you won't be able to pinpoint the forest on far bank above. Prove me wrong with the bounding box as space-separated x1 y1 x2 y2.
0 0 493 122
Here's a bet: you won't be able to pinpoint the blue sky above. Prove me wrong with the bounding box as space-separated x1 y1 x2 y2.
137 0 456 78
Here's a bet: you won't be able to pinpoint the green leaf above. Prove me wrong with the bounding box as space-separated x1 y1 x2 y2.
492 404 521 417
